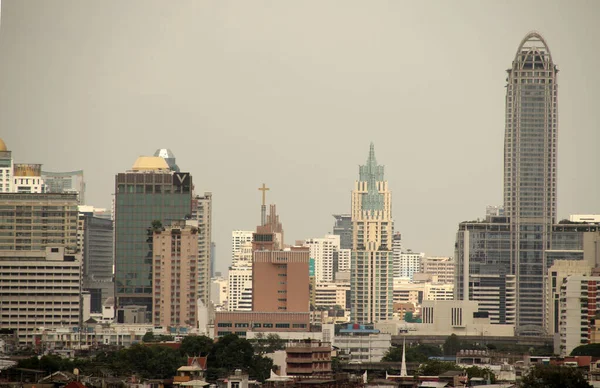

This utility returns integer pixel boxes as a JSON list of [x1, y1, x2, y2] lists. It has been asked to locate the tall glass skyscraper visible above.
[[504, 32, 558, 331], [114, 156, 192, 312], [350, 143, 393, 324]]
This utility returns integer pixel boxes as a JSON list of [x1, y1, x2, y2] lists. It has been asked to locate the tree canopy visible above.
[[443, 334, 462, 356], [519, 365, 592, 388], [382, 343, 442, 363], [571, 343, 600, 357]]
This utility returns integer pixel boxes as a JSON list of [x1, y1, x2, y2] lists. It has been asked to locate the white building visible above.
[[232, 230, 253, 261], [558, 275, 600, 356], [0, 138, 13, 193], [0, 247, 82, 346], [470, 274, 517, 325], [333, 325, 391, 362], [211, 276, 228, 310], [337, 248, 351, 273], [13, 163, 46, 193], [315, 282, 350, 309], [545, 260, 592, 336], [392, 279, 454, 305], [304, 234, 340, 283], [228, 268, 252, 311], [569, 215, 600, 223], [394, 250, 424, 280], [420, 256, 455, 284], [417, 300, 515, 338]]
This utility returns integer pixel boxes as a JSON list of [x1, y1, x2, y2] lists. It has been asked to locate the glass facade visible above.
[[504, 33, 558, 332], [114, 171, 192, 312]]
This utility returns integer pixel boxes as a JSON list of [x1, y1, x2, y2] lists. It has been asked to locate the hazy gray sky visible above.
[[1, 1, 599, 273]]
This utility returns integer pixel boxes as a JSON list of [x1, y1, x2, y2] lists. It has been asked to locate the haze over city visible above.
[[1, 1, 599, 274]]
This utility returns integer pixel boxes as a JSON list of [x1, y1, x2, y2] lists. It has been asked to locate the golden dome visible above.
[[0, 138, 7, 152], [131, 156, 170, 171]]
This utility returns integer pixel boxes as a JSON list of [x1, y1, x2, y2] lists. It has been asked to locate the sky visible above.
[[1, 1, 599, 274]]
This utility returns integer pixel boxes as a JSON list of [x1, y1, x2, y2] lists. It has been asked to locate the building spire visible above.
[[400, 337, 407, 377], [368, 142, 376, 166], [258, 183, 270, 226]]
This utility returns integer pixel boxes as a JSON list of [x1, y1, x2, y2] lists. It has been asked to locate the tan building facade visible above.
[[214, 312, 310, 337], [252, 248, 310, 312], [152, 220, 199, 328]]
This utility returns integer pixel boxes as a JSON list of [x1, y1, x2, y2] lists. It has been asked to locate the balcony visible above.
[[286, 366, 314, 375], [286, 357, 313, 364]]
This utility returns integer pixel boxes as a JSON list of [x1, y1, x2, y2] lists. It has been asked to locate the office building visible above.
[[391, 233, 401, 277], [42, 170, 86, 204], [558, 275, 600, 356], [231, 230, 254, 261], [332, 214, 352, 250], [228, 266, 253, 311], [314, 282, 350, 310], [114, 156, 192, 312], [469, 274, 517, 325], [336, 248, 351, 273], [350, 143, 393, 324], [192, 192, 212, 308], [394, 249, 424, 280], [0, 193, 78, 251], [152, 220, 198, 328], [504, 32, 559, 330], [570, 215, 600, 224], [420, 256, 455, 284], [546, 260, 592, 336], [285, 340, 332, 377], [304, 234, 340, 283], [78, 206, 114, 314], [333, 324, 391, 363], [0, 138, 13, 193], [0, 247, 82, 345], [13, 164, 46, 193]]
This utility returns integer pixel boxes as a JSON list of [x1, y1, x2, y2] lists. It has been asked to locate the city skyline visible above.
[[1, 1, 599, 273]]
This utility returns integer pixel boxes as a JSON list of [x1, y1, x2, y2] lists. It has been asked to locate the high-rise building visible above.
[[336, 248, 351, 273], [304, 234, 340, 283], [504, 32, 558, 330], [394, 249, 424, 280], [332, 214, 352, 250], [152, 220, 199, 328], [0, 193, 78, 251], [0, 247, 82, 346], [231, 230, 254, 261], [0, 138, 13, 193], [114, 156, 192, 312], [78, 206, 114, 313], [350, 143, 393, 324], [13, 164, 46, 193], [420, 256, 455, 284], [42, 170, 86, 204], [192, 192, 212, 308]]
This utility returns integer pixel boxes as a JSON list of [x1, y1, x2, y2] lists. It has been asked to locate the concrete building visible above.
[[336, 248, 351, 273], [152, 220, 199, 328], [78, 206, 114, 314], [351, 143, 393, 324], [418, 300, 515, 338], [332, 214, 352, 250], [570, 215, 600, 223], [394, 249, 424, 280], [211, 276, 228, 310], [334, 324, 391, 362], [192, 192, 212, 308], [304, 234, 340, 283], [285, 340, 332, 377], [214, 312, 310, 337], [13, 164, 46, 193], [420, 256, 455, 284], [546, 260, 592, 336], [0, 192, 79, 251], [231, 230, 254, 261], [393, 279, 454, 305], [0, 247, 82, 346], [42, 170, 86, 204], [558, 275, 600, 356], [252, 249, 310, 312], [314, 282, 350, 310], [114, 156, 193, 313], [228, 267, 253, 311], [0, 138, 13, 193], [469, 274, 517, 325]]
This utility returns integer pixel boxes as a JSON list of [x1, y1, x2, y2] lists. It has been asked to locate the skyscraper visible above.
[[505, 32, 558, 330], [350, 143, 393, 324], [0, 138, 13, 193], [114, 156, 192, 312], [192, 192, 212, 308], [332, 214, 352, 250], [42, 170, 86, 204]]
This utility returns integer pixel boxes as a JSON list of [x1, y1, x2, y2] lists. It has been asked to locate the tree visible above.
[[180, 335, 214, 356], [519, 365, 592, 388], [571, 343, 600, 357], [404, 312, 422, 323], [443, 334, 462, 356], [417, 360, 462, 376], [142, 331, 156, 342], [250, 333, 286, 356]]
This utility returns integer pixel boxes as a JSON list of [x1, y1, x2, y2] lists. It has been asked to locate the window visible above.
[[275, 323, 290, 328]]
